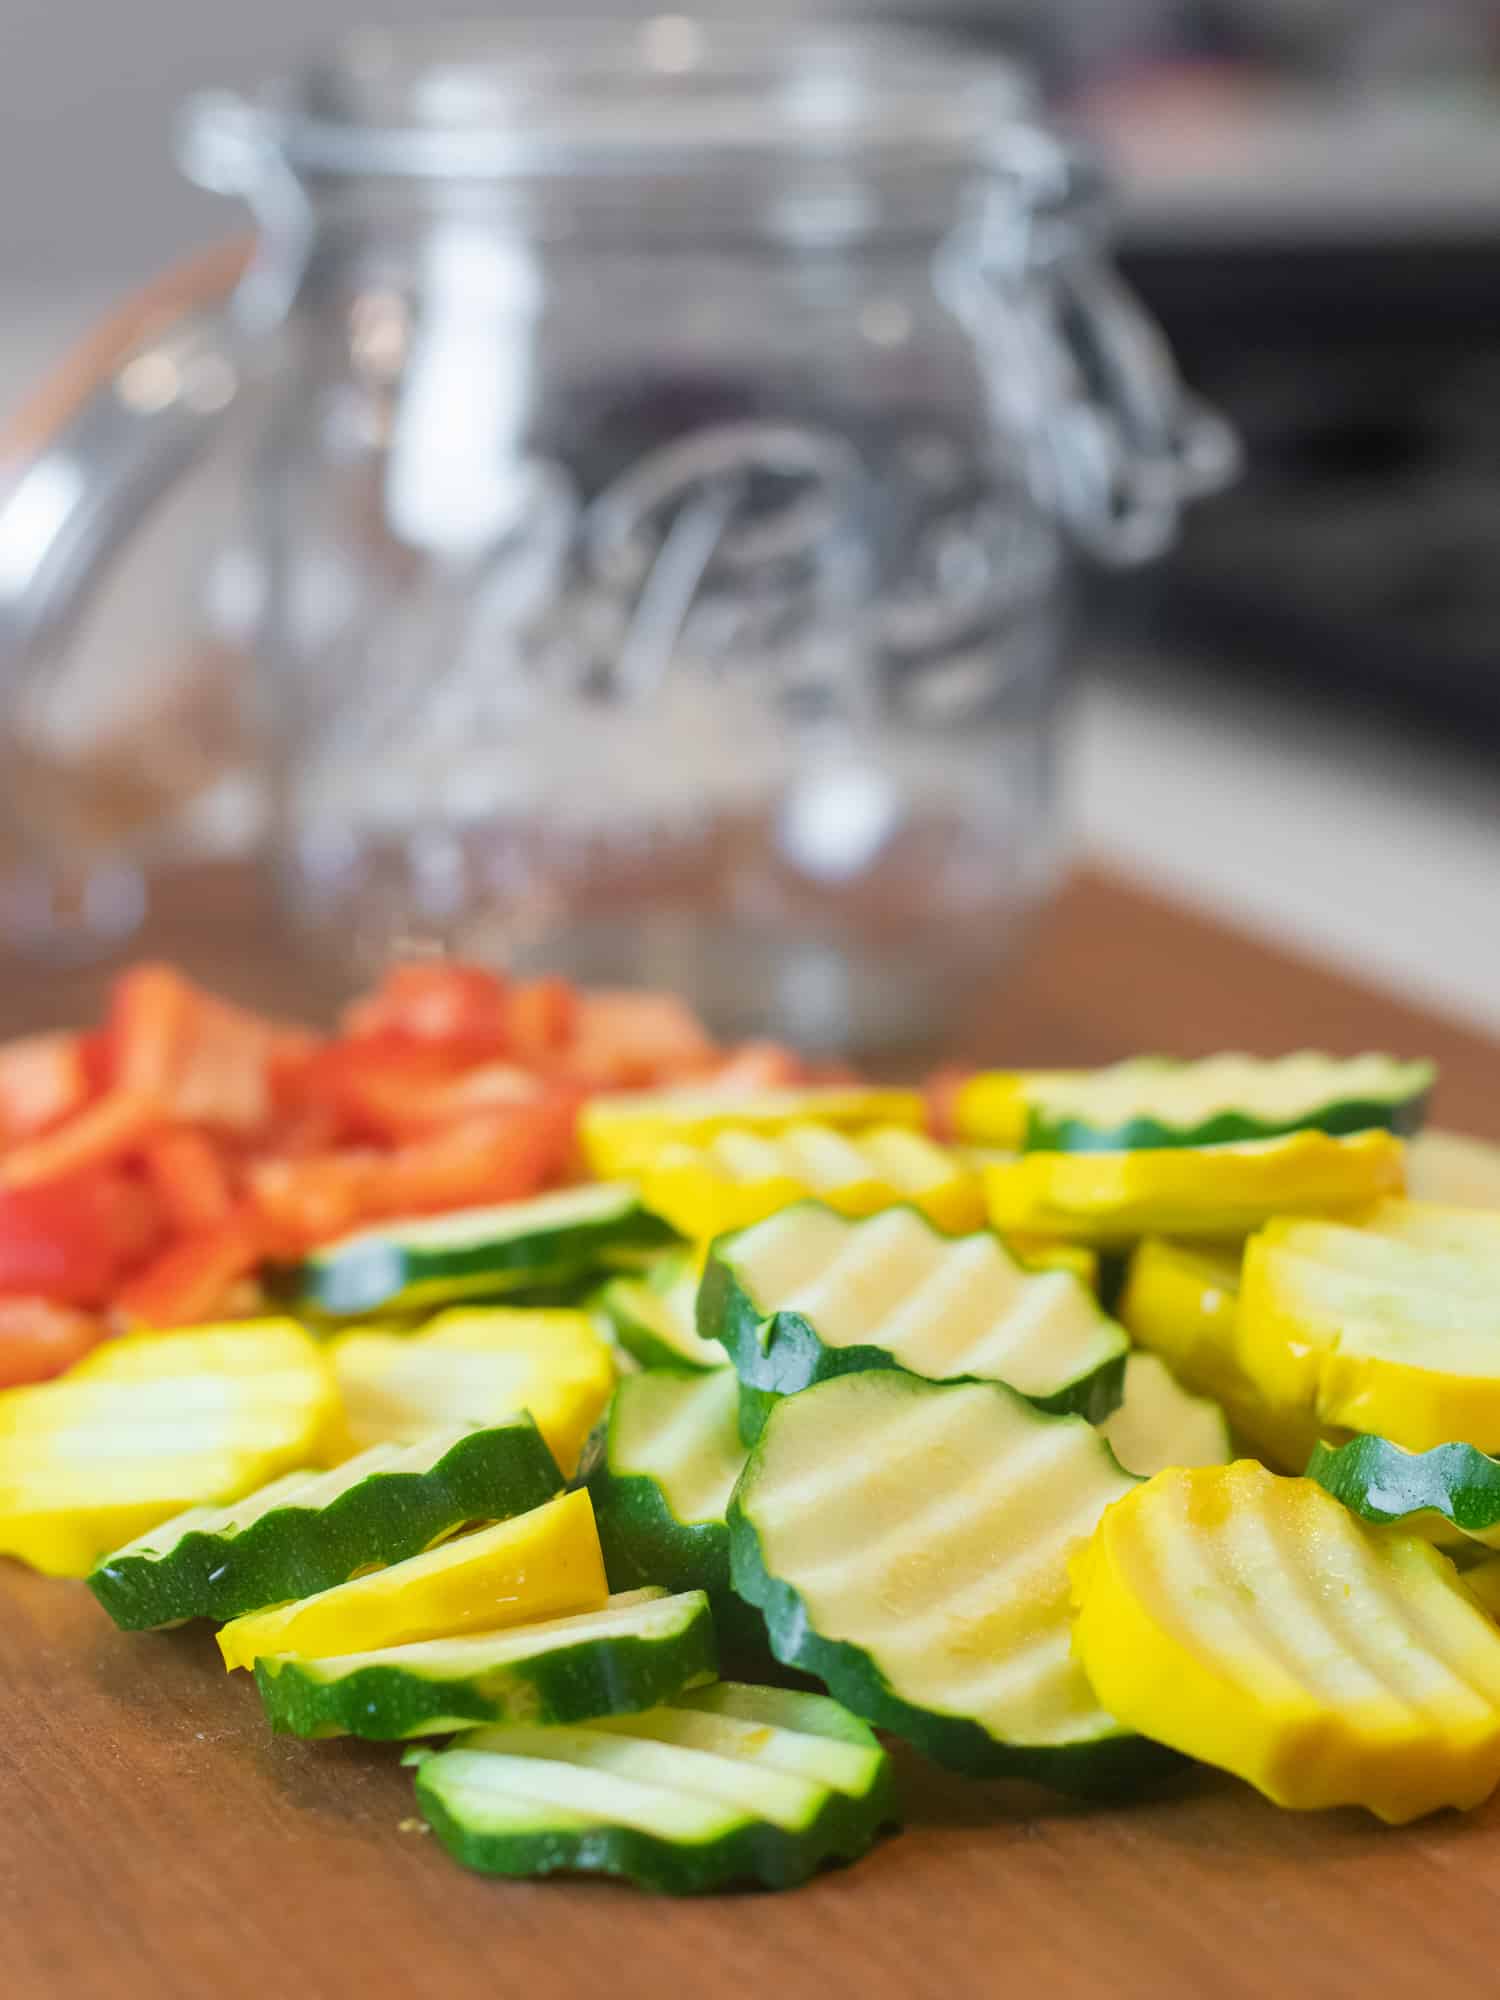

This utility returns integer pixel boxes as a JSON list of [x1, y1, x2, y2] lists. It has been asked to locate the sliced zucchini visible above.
[[728, 1368, 1169, 1792], [217, 1487, 606, 1672], [1409, 1130, 1500, 1210], [1099, 1353, 1232, 1479], [700, 1201, 1127, 1437], [330, 1306, 616, 1476], [592, 1256, 725, 1372], [1071, 1461, 1500, 1824], [89, 1418, 562, 1630], [580, 1087, 924, 1179], [958, 1053, 1433, 1153], [414, 1680, 896, 1893], [0, 1320, 341, 1578], [1308, 1435, 1500, 1549], [291, 1184, 678, 1317], [983, 1129, 1406, 1246], [254, 1587, 715, 1740], [1117, 1239, 1316, 1473], [1237, 1203, 1500, 1452], [635, 1124, 983, 1243], [584, 1368, 764, 1659]]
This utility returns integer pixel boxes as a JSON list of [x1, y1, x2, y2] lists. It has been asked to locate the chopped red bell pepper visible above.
[[0, 1171, 149, 1306], [108, 963, 290, 1133], [341, 962, 514, 1060], [0, 1298, 107, 1386], [0, 1091, 161, 1189], [564, 990, 718, 1087], [248, 1152, 376, 1258], [507, 977, 580, 1062], [922, 1066, 972, 1144], [113, 1208, 266, 1328], [363, 1100, 577, 1220], [701, 1040, 810, 1094], [141, 1128, 236, 1236], [0, 1032, 92, 1143]]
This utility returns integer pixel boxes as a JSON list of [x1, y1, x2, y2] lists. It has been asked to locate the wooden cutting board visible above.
[[3, 862, 1498, 2000]]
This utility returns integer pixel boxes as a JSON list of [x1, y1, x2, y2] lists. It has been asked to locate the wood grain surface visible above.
[[2, 861, 1498, 2000]]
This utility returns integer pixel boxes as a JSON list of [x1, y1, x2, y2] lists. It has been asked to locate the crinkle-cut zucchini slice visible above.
[[580, 1087, 924, 1179], [701, 1201, 1127, 1437], [1238, 1204, 1500, 1452], [983, 1129, 1405, 1247], [1099, 1353, 1231, 1479], [1308, 1435, 1500, 1549], [0, 1319, 341, 1578], [592, 1257, 725, 1373], [330, 1306, 615, 1476], [1071, 1461, 1500, 1824], [217, 1487, 606, 1671], [291, 1184, 678, 1317], [584, 1368, 765, 1660], [1118, 1239, 1317, 1472], [958, 1053, 1433, 1153], [635, 1124, 983, 1244], [728, 1369, 1170, 1792], [254, 1587, 715, 1739], [89, 1417, 562, 1629], [414, 1679, 896, 1893], [1409, 1130, 1500, 1211]]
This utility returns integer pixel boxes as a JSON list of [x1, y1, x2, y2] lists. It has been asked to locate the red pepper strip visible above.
[[363, 1102, 577, 1221], [341, 962, 514, 1060], [109, 964, 194, 1098], [248, 1153, 376, 1259], [922, 1066, 972, 1144], [701, 1040, 810, 1094], [507, 977, 580, 1062], [0, 1298, 106, 1387], [0, 1091, 161, 1190], [109, 963, 284, 1132], [0, 1032, 91, 1143], [563, 990, 718, 1088], [113, 1209, 265, 1329], [141, 1128, 235, 1235], [329, 1056, 547, 1146]]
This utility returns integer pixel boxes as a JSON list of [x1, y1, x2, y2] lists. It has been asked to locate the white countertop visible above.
[[4, 293, 1497, 1038]]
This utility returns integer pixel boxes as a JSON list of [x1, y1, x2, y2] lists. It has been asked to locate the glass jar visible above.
[[0, 21, 1234, 1052]]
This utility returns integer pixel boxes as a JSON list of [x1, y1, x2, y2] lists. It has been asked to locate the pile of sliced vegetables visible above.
[[10, 1008, 1500, 1892]]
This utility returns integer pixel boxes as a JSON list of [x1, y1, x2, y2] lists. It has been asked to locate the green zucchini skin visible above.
[[582, 1387, 768, 1665], [254, 1591, 716, 1740], [699, 1211, 1126, 1444], [287, 1188, 680, 1317], [1307, 1435, 1500, 1545], [88, 1419, 562, 1629]]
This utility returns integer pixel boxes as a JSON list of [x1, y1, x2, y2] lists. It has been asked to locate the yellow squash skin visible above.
[[1072, 1462, 1500, 1824], [1119, 1239, 1318, 1472], [0, 1321, 341, 1577], [1237, 1204, 1500, 1453], [579, 1087, 924, 1179], [636, 1124, 983, 1242], [217, 1487, 607, 1671], [983, 1130, 1405, 1246]]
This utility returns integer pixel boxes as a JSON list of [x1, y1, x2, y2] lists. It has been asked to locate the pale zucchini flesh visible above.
[[700, 1201, 1128, 1437], [1099, 1353, 1232, 1479], [291, 1184, 678, 1317], [728, 1368, 1170, 1791], [591, 1257, 726, 1372], [254, 1587, 716, 1739], [584, 1368, 765, 1661], [414, 1679, 896, 1892], [89, 1417, 563, 1629]]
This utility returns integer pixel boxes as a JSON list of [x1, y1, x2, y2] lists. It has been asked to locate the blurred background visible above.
[[1, 1, 1497, 1041]]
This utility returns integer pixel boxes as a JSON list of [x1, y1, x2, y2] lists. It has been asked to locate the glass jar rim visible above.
[[216, 17, 1042, 182]]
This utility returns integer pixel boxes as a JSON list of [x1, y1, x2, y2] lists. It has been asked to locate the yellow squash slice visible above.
[[218, 1487, 606, 1670], [1118, 1238, 1319, 1472], [1072, 1461, 1500, 1823], [0, 1320, 341, 1577], [330, 1307, 615, 1476], [983, 1129, 1404, 1246], [580, 1087, 923, 1179], [636, 1123, 983, 1242], [1237, 1202, 1500, 1452]]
